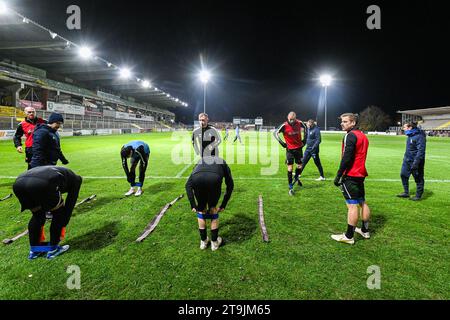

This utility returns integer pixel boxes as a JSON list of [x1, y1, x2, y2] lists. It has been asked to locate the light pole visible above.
[[319, 74, 332, 131], [199, 70, 211, 114]]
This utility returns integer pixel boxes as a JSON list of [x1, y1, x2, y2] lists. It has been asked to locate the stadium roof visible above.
[[0, 5, 188, 110], [397, 106, 450, 116]]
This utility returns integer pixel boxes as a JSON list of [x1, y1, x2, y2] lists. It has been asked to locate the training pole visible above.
[[258, 195, 269, 242], [0, 194, 13, 202], [136, 194, 184, 243]]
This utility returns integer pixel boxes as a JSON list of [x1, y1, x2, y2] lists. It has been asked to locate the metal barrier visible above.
[[0, 112, 166, 131]]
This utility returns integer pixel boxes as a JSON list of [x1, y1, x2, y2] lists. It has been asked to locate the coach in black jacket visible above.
[[30, 113, 69, 169]]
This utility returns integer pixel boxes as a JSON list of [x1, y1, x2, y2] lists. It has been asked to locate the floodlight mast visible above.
[[319, 74, 333, 130]]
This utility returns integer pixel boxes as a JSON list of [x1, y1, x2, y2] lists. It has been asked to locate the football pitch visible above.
[[0, 132, 448, 300]]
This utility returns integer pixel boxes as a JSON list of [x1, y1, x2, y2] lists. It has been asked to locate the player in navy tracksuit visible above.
[[300, 119, 325, 180], [30, 113, 69, 169], [397, 122, 426, 201], [121, 140, 150, 197]]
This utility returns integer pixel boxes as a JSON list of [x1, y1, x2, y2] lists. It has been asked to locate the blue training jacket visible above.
[[305, 125, 321, 152], [404, 128, 426, 163], [30, 124, 68, 168], [123, 141, 150, 155]]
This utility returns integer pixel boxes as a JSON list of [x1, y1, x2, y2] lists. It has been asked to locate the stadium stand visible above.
[[397, 106, 450, 137], [0, 7, 187, 135]]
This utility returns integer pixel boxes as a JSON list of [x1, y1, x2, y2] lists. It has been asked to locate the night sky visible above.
[[10, 0, 450, 126]]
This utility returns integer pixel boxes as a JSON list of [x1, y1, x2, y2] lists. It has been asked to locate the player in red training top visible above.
[[273, 111, 307, 196]]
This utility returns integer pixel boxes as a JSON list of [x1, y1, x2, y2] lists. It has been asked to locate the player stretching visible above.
[[121, 141, 150, 197]]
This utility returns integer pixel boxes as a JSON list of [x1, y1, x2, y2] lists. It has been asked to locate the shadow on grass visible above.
[[144, 182, 177, 194], [69, 221, 119, 250], [420, 190, 434, 200], [73, 196, 120, 216], [220, 213, 257, 245], [370, 214, 387, 237], [0, 182, 13, 188]]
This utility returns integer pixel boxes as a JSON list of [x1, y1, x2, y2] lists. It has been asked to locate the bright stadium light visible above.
[[198, 70, 211, 84], [49, 31, 58, 39], [141, 80, 151, 88], [119, 67, 132, 79], [198, 69, 211, 113], [319, 74, 332, 87], [79, 46, 93, 59], [319, 74, 333, 130]]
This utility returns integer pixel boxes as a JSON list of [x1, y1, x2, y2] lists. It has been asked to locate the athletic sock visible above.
[[361, 221, 369, 233], [199, 229, 207, 241], [294, 168, 301, 180], [288, 171, 293, 186], [211, 229, 219, 242], [345, 224, 355, 239]]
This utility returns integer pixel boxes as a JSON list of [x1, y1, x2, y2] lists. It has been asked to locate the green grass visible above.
[[0, 132, 449, 299]]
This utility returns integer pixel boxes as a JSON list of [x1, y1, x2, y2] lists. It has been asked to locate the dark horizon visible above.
[[10, 0, 450, 126]]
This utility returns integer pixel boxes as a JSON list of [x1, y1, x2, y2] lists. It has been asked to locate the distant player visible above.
[[185, 156, 234, 251], [233, 125, 242, 144], [299, 119, 325, 180], [13, 107, 46, 170], [121, 141, 150, 197], [397, 122, 426, 201], [13, 166, 82, 259], [224, 126, 230, 141], [192, 113, 222, 157], [331, 113, 371, 245], [273, 111, 306, 195]]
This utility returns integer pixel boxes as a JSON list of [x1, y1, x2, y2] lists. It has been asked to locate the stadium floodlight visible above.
[[141, 80, 151, 88], [22, 17, 29, 23], [0, 1, 8, 15], [319, 74, 333, 130], [319, 74, 332, 87], [198, 69, 211, 113], [166, 94, 171, 97], [107, 62, 112, 67], [119, 67, 132, 79], [79, 46, 93, 59], [198, 70, 211, 84], [49, 31, 58, 39]]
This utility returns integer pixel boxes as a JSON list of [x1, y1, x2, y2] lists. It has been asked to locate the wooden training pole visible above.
[[136, 194, 184, 243], [258, 195, 269, 242]]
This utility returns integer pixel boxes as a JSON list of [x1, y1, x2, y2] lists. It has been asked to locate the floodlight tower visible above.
[[319, 74, 332, 131], [198, 70, 211, 114]]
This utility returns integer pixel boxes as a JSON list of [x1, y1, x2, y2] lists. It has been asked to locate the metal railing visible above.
[[0, 113, 166, 131]]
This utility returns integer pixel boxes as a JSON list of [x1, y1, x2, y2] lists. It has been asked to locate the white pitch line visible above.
[[1, 176, 450, 183]]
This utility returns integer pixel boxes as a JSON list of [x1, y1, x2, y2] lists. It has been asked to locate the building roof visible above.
[[0, 7, 187, 111], [397, 106, 450, 116]]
